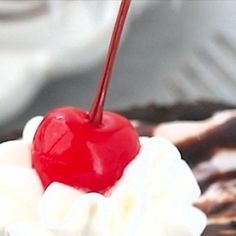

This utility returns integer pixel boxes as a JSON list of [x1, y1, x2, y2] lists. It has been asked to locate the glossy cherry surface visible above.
[[32, 106, 140, 193], [32, 0, 138, 193]]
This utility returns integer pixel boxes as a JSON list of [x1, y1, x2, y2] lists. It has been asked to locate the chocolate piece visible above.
[[0, 130, 21, 143], [177, 117, 236, 167], [202, 223, 236, 236], [119, 101, 235, 124]]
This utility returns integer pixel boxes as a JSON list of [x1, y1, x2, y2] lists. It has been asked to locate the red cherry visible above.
[[32, 106, 140, 193], [32, 0, 138, 193]]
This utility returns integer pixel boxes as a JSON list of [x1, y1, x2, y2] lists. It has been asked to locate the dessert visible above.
[[2, 102, 236, 235], [0, 116, 206, 236], [0, 0, 206, 235], [120, 102, 236, 236]]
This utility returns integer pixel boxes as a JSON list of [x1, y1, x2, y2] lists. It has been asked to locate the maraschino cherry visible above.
[[32, 0, 140, 193]]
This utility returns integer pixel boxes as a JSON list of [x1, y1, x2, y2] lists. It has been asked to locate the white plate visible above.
[[0, 1, 154, 124]]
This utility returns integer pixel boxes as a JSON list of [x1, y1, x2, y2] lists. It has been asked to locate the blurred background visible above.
[[1, 0, 236, 132]]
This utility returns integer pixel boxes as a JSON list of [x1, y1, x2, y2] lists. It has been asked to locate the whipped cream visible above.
[[0, 117, 206, 236]]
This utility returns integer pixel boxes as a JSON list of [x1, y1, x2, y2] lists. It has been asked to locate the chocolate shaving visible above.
[[177, 118, 236, 167]]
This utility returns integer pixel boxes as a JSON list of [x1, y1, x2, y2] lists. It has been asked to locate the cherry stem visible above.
[[89, 0, 132, 125]]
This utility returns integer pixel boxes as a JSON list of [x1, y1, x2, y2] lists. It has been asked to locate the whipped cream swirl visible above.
[[0, 117, 206, 236]]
